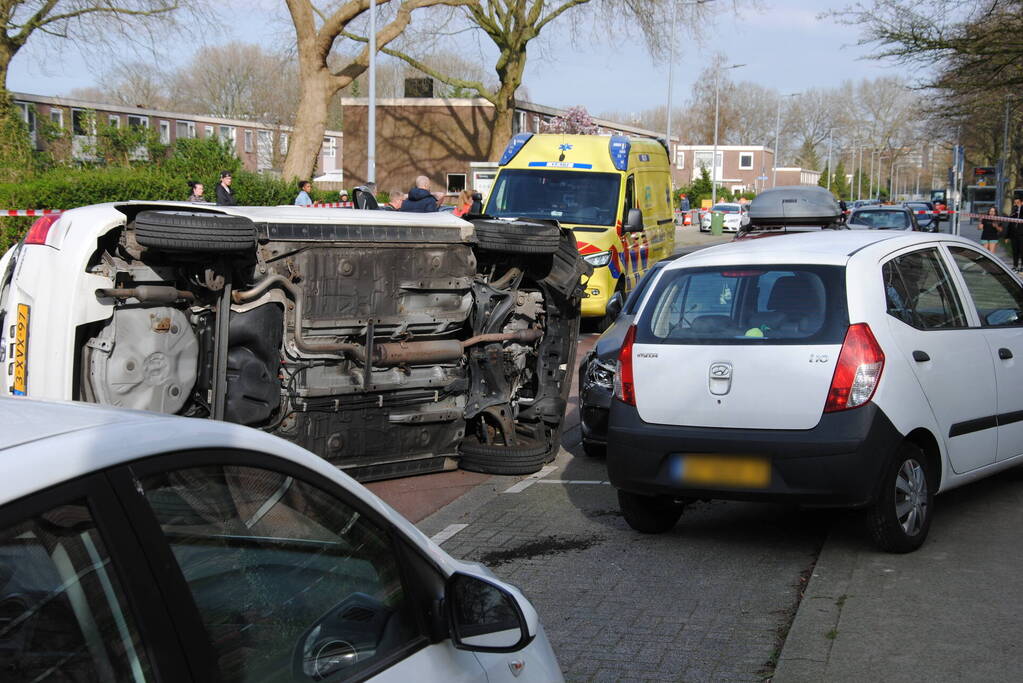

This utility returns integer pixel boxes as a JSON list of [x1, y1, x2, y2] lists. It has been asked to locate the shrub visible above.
[[161, 137, 241, 181]]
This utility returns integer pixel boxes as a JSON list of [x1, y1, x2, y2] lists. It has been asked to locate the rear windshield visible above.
[[711, 204, 739, 213], [485, 169, 621, 226], [850, 210, 910, 230], [636, 265, 848, 345]]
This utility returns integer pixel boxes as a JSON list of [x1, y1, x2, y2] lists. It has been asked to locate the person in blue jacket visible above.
[[294, 180, 313, 206], [400, 176, 439, 212]]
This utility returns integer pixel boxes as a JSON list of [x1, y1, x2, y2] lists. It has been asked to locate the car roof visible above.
[[668, 230, 965, 269]]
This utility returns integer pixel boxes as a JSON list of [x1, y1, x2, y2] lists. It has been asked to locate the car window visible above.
[[882, 248, 967, 330], [0, 499, 153, 681], [638, 265, 848, 344], [948, 246, 1023, 327], [138, 465, 420, 682], [852, 210, 909, 230]]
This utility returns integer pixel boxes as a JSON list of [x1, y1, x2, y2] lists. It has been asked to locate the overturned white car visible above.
[[0, 203, 589, 479]]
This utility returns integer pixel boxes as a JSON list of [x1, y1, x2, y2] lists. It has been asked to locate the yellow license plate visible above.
[[678, 454, 771, 488], [13, 304, 28, 395]]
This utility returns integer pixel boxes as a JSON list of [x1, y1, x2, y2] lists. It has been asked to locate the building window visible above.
[[176, 120, 196, 139], [108, 114, 120, 128], [205, 125, 214, 139], [321, 136, 335, 158], [676, 148, 685, 170], [446, 173, 467, 194], [71, 109, 92, 136], [219, 125, 236, 149], [244, 130, 254, 153], [126, 115, 148, 130], [159, 120, 170, 144], [279, 133, 288, 155], [739, 153, 754, 170], [50, 109, 64, 128]]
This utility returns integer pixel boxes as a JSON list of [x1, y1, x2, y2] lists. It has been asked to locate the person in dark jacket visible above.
[[216, 171, 237, 206], [1009, 198, 1023, 272], [400, 176, 439, 212], [187, 181, 206, 203]]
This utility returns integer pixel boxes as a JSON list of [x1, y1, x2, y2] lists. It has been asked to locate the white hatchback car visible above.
[[699, 203, 749, 233], [607, 231, 1023, 552], [0, 397, 562, 681]]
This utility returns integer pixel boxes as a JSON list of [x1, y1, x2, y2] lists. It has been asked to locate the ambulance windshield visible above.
[[485, 169, 621, 227]]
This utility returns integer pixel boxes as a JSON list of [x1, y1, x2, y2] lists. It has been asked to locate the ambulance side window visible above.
[[623, 175, 635, 225]]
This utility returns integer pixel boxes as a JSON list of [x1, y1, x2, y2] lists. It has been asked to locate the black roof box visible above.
[[747, 185, 841, 226]]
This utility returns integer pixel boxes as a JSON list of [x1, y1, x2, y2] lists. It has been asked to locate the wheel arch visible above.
[[903, 427, 943, 490]]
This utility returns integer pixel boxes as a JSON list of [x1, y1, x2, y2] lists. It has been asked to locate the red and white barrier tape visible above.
[[310, 202, 354, 208], [961, 212, 1023, 224], [3, 209, 63, 216]]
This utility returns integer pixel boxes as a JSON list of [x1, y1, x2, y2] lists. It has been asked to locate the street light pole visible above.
[[367, 0, 377, 185], [772, 92, 799, 188], [665, 0, 713, 166], [712, 62, 744, 205], [825, 127, 834, 192], [857, 145, 864, 200]]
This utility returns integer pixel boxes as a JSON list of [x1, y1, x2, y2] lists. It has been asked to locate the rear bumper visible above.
[[606, 402, 902, 507]]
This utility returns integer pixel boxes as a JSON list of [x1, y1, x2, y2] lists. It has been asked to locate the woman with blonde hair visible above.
[[453, 189, 475, 217]]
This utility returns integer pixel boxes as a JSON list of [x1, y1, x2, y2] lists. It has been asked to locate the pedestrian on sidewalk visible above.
[[1009, 198, 1023, 272], [216, 171, 237, 206], [978, 206, 1003, 255], [679, 193, 690, 212], [294, 180, 313, 207], [453, 189, 475, 217], [187, 181, 206, 203], [400, 176, 439, 212], [339, 190, 354, 208]]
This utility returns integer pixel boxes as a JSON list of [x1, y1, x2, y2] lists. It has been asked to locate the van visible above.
[[484, 134, 676, 324]]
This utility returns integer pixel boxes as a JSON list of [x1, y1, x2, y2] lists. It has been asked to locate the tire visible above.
[[472, 220, 560, 254], [582, 440, 606, 458], [867, 443, 934, 553], [618, 490, 685, 534], [459, 436, 550, 475], [134, 211, 257, 253], [596, 278, 626, 332]]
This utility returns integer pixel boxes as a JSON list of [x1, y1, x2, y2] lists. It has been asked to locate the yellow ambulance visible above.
[[484, 133, 675, 323]]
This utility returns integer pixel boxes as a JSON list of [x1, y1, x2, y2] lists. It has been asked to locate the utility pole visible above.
[[857, 145, 864, 200], [825, 128, 834, 192], [996, 95, 1011, 212], [367, 0, 377, 185], [665, 0, 713, 166], [772, 92, 799, 188], [712, 62, 744, 205]]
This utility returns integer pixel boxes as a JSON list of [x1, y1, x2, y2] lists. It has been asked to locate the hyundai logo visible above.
[[708, 362, 733, 396], [709, 362, 732, 379]]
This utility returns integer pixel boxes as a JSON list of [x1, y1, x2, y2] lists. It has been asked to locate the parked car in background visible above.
[[607, 230, 1023, 552], [0, 202, 589, 480], [847, 206, 920, 231], [903, 201, 939, 232], [577, 258, 677, 456], [699, 202, 750, 233], [0, 398, 563, 681]]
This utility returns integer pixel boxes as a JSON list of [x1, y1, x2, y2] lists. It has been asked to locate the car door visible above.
[[881, 246, 998, 473], [946, 245, 1023, 462], [109, 451, 487, 683], [0, 474, 191, 682]]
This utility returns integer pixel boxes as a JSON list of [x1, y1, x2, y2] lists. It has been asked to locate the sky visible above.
[[7, 0, 908, 116]]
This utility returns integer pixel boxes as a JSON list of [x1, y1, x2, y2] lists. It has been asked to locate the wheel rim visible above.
[[894, 458, 928, 536]]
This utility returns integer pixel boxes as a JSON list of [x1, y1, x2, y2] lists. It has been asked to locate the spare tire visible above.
[[472, 219, 560, 254], [134, 211, 257, 253], [459, 435, 551, 475]]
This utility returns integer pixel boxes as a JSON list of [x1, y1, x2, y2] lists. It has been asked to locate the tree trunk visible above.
[[487, 54, 526, 160], [283, 68, 333, 182]]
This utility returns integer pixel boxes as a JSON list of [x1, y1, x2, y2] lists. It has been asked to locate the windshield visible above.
[[486, 169, 621, 226], [849, 210, 911, 230], [636, 265, 848, 345], [711, 204, 740, 213]]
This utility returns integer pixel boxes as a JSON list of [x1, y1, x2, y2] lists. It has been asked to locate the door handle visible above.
[[999, 348, 1013, 360], [912, 350, 930, 362]]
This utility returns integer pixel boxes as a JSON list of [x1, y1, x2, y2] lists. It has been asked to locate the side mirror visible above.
[[624, 208, 644, 233], [605, 291, 624, 320], [446, 573, 531, 653]]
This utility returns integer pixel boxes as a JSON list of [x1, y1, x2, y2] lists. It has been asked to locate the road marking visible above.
[[536, 479, 610, 485], [430, 524, 468, 545], [502, 465, 558, 493]]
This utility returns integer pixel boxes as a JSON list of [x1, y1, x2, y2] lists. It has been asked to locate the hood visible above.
[[407, 187, 433, 201]]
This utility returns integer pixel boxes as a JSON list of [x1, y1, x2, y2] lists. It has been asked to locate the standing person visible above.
[[1009, 198, 1023, 273], [453, 189, 474, 217], [679, 193, 690, 212], [187, 181, 206, 203], [338, 191, 354, 208], [382, 190, 405, 211], [400, 175, 439, 212], [215, 171, 237, 206], [294, 180, 313, 207], [978, 206, 1003, 254]]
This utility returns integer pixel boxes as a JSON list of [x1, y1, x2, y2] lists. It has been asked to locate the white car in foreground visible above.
[[699, 203, 750, 233], [0, 397, 562, 681], [607, 230, 1023, 552]]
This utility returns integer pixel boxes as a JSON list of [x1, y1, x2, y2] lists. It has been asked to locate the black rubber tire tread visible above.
[[618, 490, 685, 534], [134, 210, 256, 253], [472, 220, 560, 254], [459, 436, 550, 475], [867, 442, 934, 553]]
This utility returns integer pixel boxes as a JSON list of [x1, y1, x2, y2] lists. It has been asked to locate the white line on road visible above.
[[536, 479, 610, 485], [430, 524, 468, 545], [502, 465, 558, 493]]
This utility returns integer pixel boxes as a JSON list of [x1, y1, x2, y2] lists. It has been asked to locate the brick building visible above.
[[673, 144, 821, 194], [12, 92, 342, 179]]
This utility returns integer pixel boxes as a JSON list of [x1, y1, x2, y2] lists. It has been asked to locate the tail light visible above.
[[24, 215, 61, 246], [824, 323, 884, 412], [613, 324, 637, 406]]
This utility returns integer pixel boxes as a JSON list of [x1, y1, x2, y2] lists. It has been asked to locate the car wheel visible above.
[[867, 443, 934, 553], [596, 279, 626, 332], [134, 211, 257, 252], [459, 436, 550, 475], [472, 220, 560, 254], [618, 490, 685, 534], [581, 440, 605, 458]]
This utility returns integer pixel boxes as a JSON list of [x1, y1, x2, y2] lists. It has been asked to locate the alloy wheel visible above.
[[894, 458, 928, 536]]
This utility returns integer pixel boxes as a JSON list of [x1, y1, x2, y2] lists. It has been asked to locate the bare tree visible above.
[[281, 0, 470, 181], [71, 60, 171, 109]]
